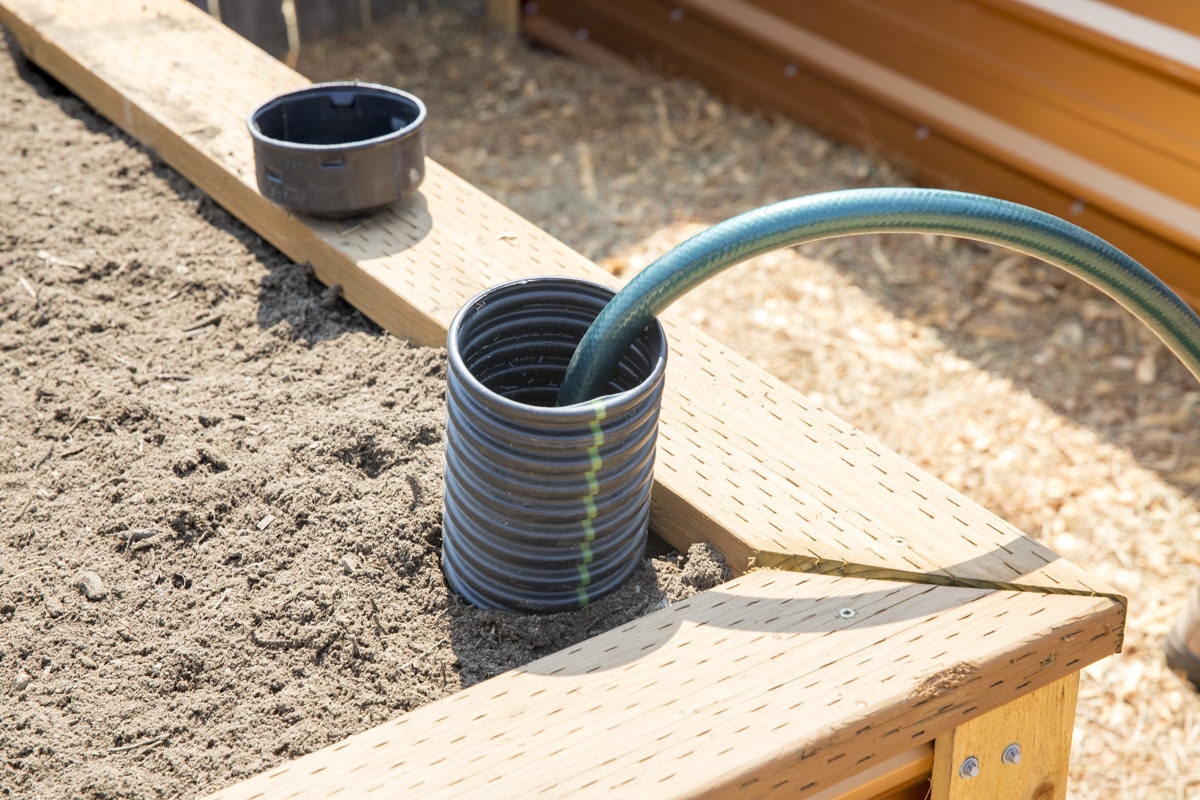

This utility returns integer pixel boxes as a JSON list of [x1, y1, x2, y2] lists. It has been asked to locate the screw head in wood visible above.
[[838, 607, 856, 619], [1002, 743, 1022, 764], [959, 756, 980, 779]]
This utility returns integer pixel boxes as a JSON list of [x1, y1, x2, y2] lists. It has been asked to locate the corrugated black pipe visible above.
[[442, 277, 668, 612]]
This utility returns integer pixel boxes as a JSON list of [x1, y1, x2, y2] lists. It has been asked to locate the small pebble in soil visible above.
[[340, 555, 358, 575], [15, 670, 31, 691], [44, 595, 64, 618], [76, 571, 107, 601], [77, 653, 98, 670]]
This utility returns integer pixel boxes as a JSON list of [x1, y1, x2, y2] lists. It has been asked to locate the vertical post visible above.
[[487, 0, 519, 34], [931, 672, 1079, 800]]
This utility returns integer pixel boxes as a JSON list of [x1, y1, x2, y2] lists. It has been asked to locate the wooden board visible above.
[[806, 744, 931, 800], [203, 571, 1121, 799], [523, 0, 1200, 310], [931, 672, 1079, 800], [0, 0, 1123, 603]]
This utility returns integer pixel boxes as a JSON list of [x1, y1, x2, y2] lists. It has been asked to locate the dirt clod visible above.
[[680, 543, 730, 591], [44, 595, 64, 618], [75, 571, 107, 602]]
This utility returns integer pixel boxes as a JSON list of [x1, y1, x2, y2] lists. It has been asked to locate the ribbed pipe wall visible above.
[[442, 277, 668, 612]]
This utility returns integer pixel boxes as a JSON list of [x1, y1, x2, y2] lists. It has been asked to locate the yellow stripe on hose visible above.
[[576, 400, 608, 606]]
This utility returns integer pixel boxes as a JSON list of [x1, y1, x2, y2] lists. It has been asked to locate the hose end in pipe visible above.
[[442, 277, 667, 612]]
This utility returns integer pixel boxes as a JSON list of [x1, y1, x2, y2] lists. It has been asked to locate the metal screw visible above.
[[892, 537, 908, 547], [959, 756, 980, 779], [1002, 743, 1022, 764], [838, 607, 856, 619]]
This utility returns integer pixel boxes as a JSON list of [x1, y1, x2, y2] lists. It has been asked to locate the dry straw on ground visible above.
[[301, 10, 1200, 798]]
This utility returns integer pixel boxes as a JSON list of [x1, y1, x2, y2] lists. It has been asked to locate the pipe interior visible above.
[[457, 285, 663, 407], [253, 88, 421, 146]]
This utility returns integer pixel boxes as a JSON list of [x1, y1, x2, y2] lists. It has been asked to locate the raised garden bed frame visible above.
[[0, 1, 1125, 797]]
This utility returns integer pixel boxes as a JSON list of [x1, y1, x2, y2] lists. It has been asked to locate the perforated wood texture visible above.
[[203, 571, 1121, 800]]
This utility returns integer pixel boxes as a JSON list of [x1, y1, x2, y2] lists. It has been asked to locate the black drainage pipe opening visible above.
[[247, 81, 426, 218], [443, 277, 668, 613]]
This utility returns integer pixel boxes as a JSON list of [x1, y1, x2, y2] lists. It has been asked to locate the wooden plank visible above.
[[1017, 0, 1200, 61], [0, 0, 1122, 597], [806, 744, 931, 800], [203, 571, 1120, 799], [778, 0, 1200, 192], [523, 0, 1200, 309], [930, 672, 1079, 800], [674, 0, 1200, 281]]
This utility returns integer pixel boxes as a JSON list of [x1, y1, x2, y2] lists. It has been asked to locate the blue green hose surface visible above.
[[557, 188, 1200, 406]]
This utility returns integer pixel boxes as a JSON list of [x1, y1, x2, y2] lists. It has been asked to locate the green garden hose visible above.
[[557, 188, 1200, 405]]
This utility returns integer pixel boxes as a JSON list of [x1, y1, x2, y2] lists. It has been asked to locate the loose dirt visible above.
[[0, 32, 727, 800]]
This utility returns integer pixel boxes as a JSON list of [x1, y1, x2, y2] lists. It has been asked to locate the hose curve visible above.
[[557, 188, 1200, 406]]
